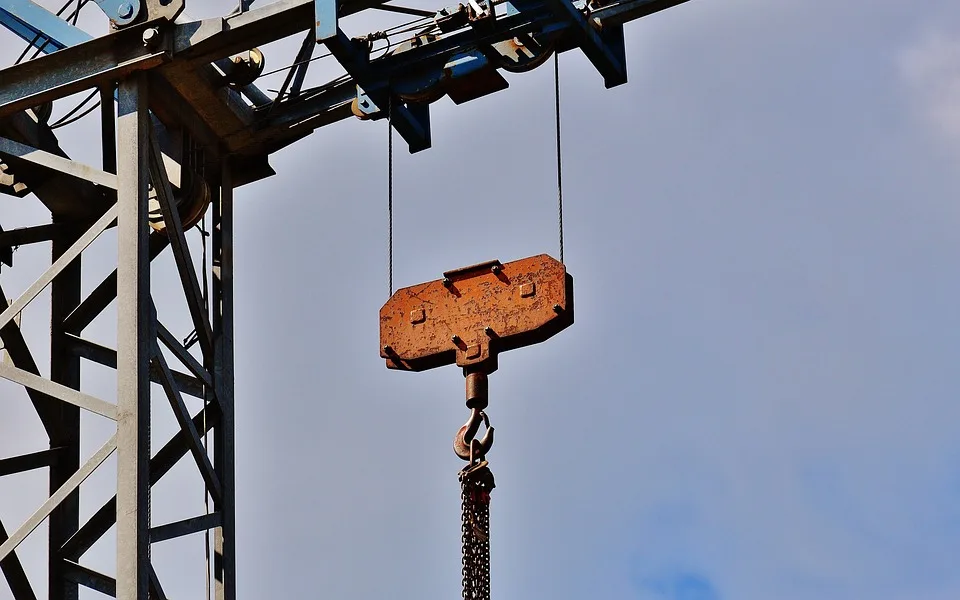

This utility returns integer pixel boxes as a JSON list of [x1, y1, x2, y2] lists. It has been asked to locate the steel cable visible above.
[[554, 52, 564, 264]]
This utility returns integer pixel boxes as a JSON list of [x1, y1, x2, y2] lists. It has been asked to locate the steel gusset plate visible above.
[[380, 254, 573, 372]]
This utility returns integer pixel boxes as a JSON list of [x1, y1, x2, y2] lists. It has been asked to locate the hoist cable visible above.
[[388, 96, 394, 297], [554, 52, 564, 264]]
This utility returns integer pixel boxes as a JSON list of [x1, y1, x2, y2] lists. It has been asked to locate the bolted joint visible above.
[[142, 28, 161, 48]]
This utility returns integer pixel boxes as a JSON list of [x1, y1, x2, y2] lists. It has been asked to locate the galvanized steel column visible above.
[[116, 74, 151, 600]]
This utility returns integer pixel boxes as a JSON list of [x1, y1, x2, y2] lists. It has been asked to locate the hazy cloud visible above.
[[899, 28, 960, 144]]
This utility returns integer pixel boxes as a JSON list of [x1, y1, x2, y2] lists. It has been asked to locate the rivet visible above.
[[553, 304, 563, 313], [443, 277, 453, 288], [491, 265, 501, 274], [484, 326, 494, 336], [451, 335, 461, 345]]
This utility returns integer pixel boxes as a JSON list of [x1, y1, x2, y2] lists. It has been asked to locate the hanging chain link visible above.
[[460, 460, 494, 600]]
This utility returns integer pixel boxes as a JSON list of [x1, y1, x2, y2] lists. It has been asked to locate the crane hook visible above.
[[453, 408, 494, 461]]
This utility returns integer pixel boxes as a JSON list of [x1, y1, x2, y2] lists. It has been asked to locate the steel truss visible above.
[[0, 74, 236, 600], [0, 0, 692, 597]]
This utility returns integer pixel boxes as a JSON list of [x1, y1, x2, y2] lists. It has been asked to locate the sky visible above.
[[2, 0, 960, 599]]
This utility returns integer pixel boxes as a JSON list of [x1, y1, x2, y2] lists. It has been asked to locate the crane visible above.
[[0, 0, 692, 598]]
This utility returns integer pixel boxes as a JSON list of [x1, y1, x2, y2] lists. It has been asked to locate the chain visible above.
[[460, 462, 494, 600]]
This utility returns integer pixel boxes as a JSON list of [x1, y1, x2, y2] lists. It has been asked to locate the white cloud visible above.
[[899, 29, 960, 144]]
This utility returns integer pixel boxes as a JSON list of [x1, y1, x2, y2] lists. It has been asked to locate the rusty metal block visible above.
[[380, 254, 573, 372]]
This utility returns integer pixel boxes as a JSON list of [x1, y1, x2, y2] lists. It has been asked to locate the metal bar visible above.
[[589, 0, 693, 25], [61, 403, 221, 560], [0, 435, 117, 563], [149, 513, 222, 543], [148, 567, 168, 600], [151, 346, 223, 504], [0, 519, 38, 600], [0, 24, 169, 119], [213, 161, 236, 600], [147, 128, 214, 361], [0, 283, 69, 440], [64, 333, 206, 399], [62, 561, 116, 597], [0, 135, 118, 189], [0, 362, 117, 420], [156, 322, 214, 391], [546, 0, 625, 87], [61, 233, 169, 335], [371, 3, 435, 16], [0, 223, 64, 247], [116, 74, 152, 600], [0, 204, 117, 332], [49, 215, 82, 600], [0, 0, 90, 52], [0, 448, 63, 477], [315, 0, 336, 41], [101, 85, 117, 174]]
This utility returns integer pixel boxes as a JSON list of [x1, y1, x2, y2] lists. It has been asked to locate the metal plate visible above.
[[380, 254, 573, 372]]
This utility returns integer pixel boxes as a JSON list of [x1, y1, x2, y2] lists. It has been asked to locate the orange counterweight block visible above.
[[379, 254, 574, 375]]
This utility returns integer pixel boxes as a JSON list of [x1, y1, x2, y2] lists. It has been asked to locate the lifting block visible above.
[[380, 254, 573, 372]]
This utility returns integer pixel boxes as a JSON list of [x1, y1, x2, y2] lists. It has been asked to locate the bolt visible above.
[[142, 28, 160, 47], [442, 277, 453, 288], [484, 326, 494, 336], [451, 335, 461, 345], [491, 265, 501, 275], [117, 2, 134, 19], [383, 345, 392, 353], [553, 304, 563, 313]]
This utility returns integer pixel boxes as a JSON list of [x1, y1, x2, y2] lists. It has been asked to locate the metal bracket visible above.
[[93, 0, 142, 26], [91, 0, 183, 28], [325, 29, 432, 152], [314, 0, 336, 42], [546, 0, 626, 88]]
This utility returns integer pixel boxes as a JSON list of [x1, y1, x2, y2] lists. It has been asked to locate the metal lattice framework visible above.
[[0, 0, 691, 597]]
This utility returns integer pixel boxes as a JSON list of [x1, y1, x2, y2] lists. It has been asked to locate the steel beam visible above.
[[62, 561, 115, 597], [0, 285, 67, 440], [0, 362, 117, 420], [0, 135, 118, 190], [151, 346, 222, 504], [0, 435, 117, 563], [149, 513, 222, 543], [61, 233, 169, 335], [0, 224, 65, 248], [63, 333, 206, 399], [157, 323, 214, 391], [48, 217, 81, 600], [213, 162, 236, 600], [0, 205, 117, 332], [0, 24, 169, 119], [61, 402, 221, 561], [115, 74, 151, 600], [148, 130, 214, 361], [0, 448, 64, 477], [0, 518, 38, 600]]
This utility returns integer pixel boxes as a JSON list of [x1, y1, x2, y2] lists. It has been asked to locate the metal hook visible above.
[[453, 408, 494, 461]]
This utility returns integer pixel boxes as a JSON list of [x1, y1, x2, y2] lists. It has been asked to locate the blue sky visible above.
[[2, 0, 960, 598]]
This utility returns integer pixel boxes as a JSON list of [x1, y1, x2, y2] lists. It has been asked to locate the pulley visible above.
[[148, 167, 211, 234]]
